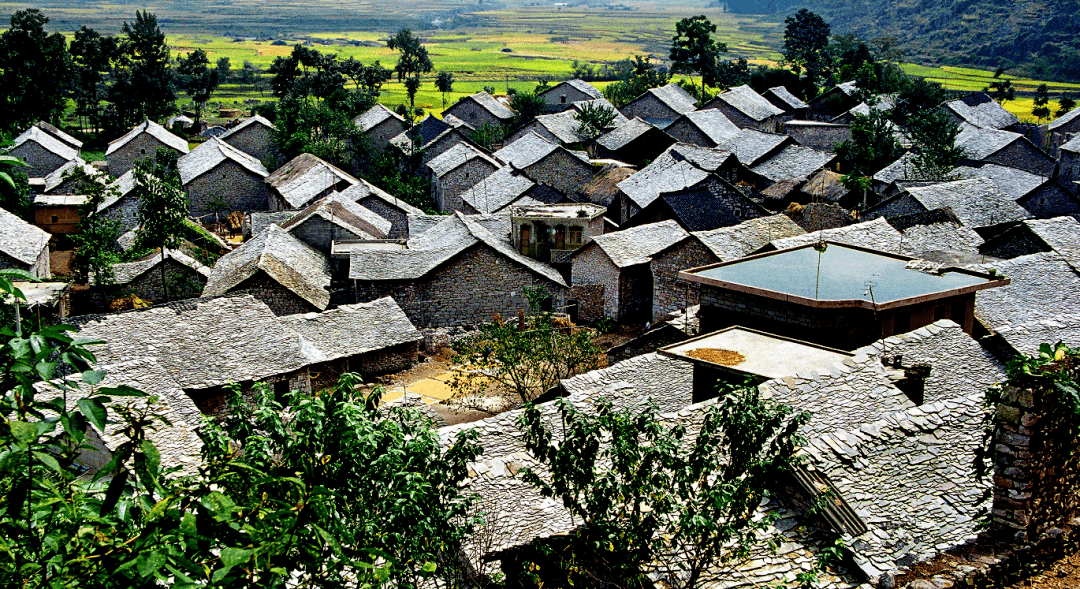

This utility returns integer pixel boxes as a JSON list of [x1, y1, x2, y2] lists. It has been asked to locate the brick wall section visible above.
[[366, 118, 408, 155], [620, 95, 680, 123], [357, 195, 409, 239], [354, 244, 567, 327], [223, 124, 276, 164], [434, 158, 499, 213], [117, 258, 208, 302], [10, 142, 68, 179], [567, 284, 604, 323], [108, 135, 182, 178], [571, 243, 621, 319], [523, 151, 595, 196], [982, 141, 1058, 178], [232, 272, 319, 316], [651, 239, 716, 320], [99, 194, 141, 234], [663, 119, 716, 148], [186, 160, 271, 216]]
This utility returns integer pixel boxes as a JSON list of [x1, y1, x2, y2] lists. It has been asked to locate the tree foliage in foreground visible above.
[[574, 102, 618, 140]]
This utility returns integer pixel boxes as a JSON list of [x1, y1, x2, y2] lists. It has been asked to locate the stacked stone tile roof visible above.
[[639, 83, 698, 114], [279, 193, 392, 240], [249, 211, 299, 238], [596, 117, 655, 151], [96, 248, 212, 287], [266, 153, 359, 209], [710, 84, 785, 121], [13, 125, 80, 162], [25, 121, 83, 151], [666, 143, 737, 171], [459, 166, 537, 214], [493, 131, 560, 168], [524, 110, 589, 145], [953, 164, 1047, 201], [42, 157, 99, 193], [764, 85, 808, 110], [427, 142, 501, 178], [219, 114, 274, 140], [560, 352, 694, 412], [178, 137, 268, 185], [276, 297, 422, 361], [335, 179, 425, 217], [105, 119, 189, 156], [768, 217, 902, 252], [1049, 105, 1080, 131], [203, 224, 333, 310], [1061, 134, 1080, 154], [587, 220, 689, 267], [672, 109, 741, 143], [751, 144, 836, 183], [692, 215, 806, 260], [407, 212, 511, 241], [98, 170, 138, 213], [617, 150, 711, 209], [872, 152, 920, 185], [0, 207, 50, 266], [902, 177, 1032, 228], [955, 123, 1022, 160], [945, 93, 1020, 130], [710, 128, 790, 166], [1020, 216, 1080, 267], [464, 91, 516, 121], [349, 212, 566, 285], [353, 104, 405, 133], [896, 216, 985, 256], [541, 78, 604, 101]]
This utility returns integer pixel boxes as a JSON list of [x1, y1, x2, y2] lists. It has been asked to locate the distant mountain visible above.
[[723, 0, 1080, 82]]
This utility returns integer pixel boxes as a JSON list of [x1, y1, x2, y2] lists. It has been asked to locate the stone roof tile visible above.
[[769, 218, 902, 252], [586, 220, 689, 267], [178, 137, 268, 185], [13, 126, 80, 162], [106, 119, 189, 156], [427, 142, 501, 178], [945, 93, 1021, 130], [279, 193, 392, 240], [902, 177, 1032, 228], [219, 114, 274, 140], [710, 84, 785, 121], [353, 104, 405, 133], [0, 206, 50, 266], [266, 153, 359, 209], [692, 215, 806, 260], [459, 166, 536, 214]]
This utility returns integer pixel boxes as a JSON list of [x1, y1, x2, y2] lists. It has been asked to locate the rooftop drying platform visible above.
[[659, 326, 851, 381]]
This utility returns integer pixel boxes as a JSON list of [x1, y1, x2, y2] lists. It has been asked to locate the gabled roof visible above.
[[768, 217, 902, 253], [219, 114, 274, 140], [955, 123, 1022, 160], [426, 142, 501, 178], [751, 143, 836, 184], [349, 212, 565, 285], [249, 211, 298, 238], [101, 248, 212, 286], [709, 128, 790, 166], [523, 110, 588, 145], [336, 178, 425, 217], [1021, 216, 1080, 270], [96, 170, 138, 215], [1062, 134, 1080, 153], [277, 297, 421, 362], [203, 224, 333, 310], [665, 143, 737, 172], [178, 137, 268, 185], [568, 98, 630, 127], [353, 103, 406, 133], [280, 193, 392, 240], [633, 83, 697, 114], [407, 212, 512, 241], [0, 207, 50, 266], [585, 219, 689, 267], [12, 126, 79, 162], [28, 121, 82, 151], [455, 91, 516, 121], [493, 131, 560, 168], [953, 163, 1047, 201], [539, 79, 604, 101], [413, 114, 452, 145], [106, 119, 189, 156], [708, 84, 784, 121], [901, 177, 1032, 228], [692, 215, 805, 260], [887, 209, 985, 257], [459, 166, 536, 214], [42, 157, 100, 194], [596, 117, 658, 151], [616, 149, 711, 209], [1049, 105, 1080, 131], [650, 181, 753, 232], [265, 153, 359, 209], [763, 86, 808, 111], [670, 109, 740, 144], [944, 93, 1020, 130]]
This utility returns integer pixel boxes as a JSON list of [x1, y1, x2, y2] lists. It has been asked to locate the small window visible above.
[[560, 95, 567, 104], [50, 215, 59, 224], [568, 226, 583, 245], [140, 148, 146, 154]]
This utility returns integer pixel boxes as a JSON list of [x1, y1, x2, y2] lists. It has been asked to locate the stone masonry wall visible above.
[[290, 216, 367, 254], [524, 151, 595, 197], [223, 124, 276, 164], [713, 103, 778, 132], [10, 141, 68, 179], [357, 195, 409, 239], [567, 284, 604, 324], [108, 134, 177, 178], [663, 119, 716, 148], [118, 258, 207, 303], [651, 239, 716, 320], [444, 100, 506, 130], [99, 194, 141, 234], [435, 158, 499, 213], [984, 141, 1057, 178], [1059, 150, 1080, 187], [542, 84, 595, 107], [1017, 183, 1080, 219], [620, 95, 679, 123], [571, 243, 621, 319], [232, 272, 318, 316], [367, 118, 408, 155], [187, 160, 271, 216]]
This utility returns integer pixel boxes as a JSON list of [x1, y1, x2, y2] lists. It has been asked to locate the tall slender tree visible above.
[[669, 15, 725, 102], [69, 26, 117, 134], [387, 28, 433, 108], [177, 48, 219, 128], [134, 148, 187, 303], [782, 9, 831, 93], [110, 11, 175, 128]]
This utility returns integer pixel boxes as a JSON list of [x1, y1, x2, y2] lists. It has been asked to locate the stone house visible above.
[[505, 110, 588, 147], [978, 216, 1080, 260], [391, 124, 479, 171], [615, 144, 744, 224], [9, 126, 79, 179], [41, 158, 102, 196], [648, 234, 717, 320], [442, 91, 515, 129], [570, 219, 690, 322], [265, 152, 359, 211], [663, 109, 740, 148], [354, 104, 409, 155], [702, 84, 784, 132], [26, 121, 83, 153], [1048, 106, 1080, 154], [94, 171, 141, 234], [955, 123, 1057, 178], [219, 115, 277, 164], [538, 79, 603, 109], [574, 164, 634, 222], [105, 119, 190, 178], [179, 137, 271, 216], [866, 178, 1032, 234], [426, 142, 502, 213], [73, 294, 421, 417], [96, 248, 212, 302], [750, 143, 838, 204], [1059, 136, 1080, 189], [203, 224, 333, 315], [335, 180, 424, 239], [806, 81, 860, 120], [762, 86, 809, 119], [880, 208, 987, 261], [278, 193, 391, 257], [625, 174, 768, 232], [32, 194, 87, 239], [830, 94, 896, 125], [459, 165, 538, 215], [349, 212, 568, 328], [510, 203, 606, 265], [943, 93, 1021, 131], [948, 164, 1080, 219], [619, 83, 697, 128], [781, 120, 851, 151], [0, 207, 51, 278], [493, 131, 596, 197], [592, 117, 674, 167]]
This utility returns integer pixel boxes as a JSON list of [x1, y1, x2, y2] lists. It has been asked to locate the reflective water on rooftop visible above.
[[693, 243, 989, 303]]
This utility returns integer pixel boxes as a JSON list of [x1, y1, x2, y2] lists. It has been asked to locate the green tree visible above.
[[509, 90, 547, 128], [782, 9, 831, 90], [69, 26, 117, 134], [387, 28, 433, 108], [0, 9, 73, 133], [134, 148, 187, 302], [1057, 94, 1077, 118], [69, 167, 122, 285], [0, 155, 30, 217], [177, 48, 220, 128], [1032, 83, 1051, 122], [215, 56, 231, 82], [985, 67, 1014, 105], [515, 380, 810, 589], [574, 102, 617, 140], [435, 70, 455, 107], [109, 11, 176, 129], [469, 121, 506, 152], [669, 15, 726, 102], [904, 109, 964, 181], [835, 109, 903, 208], [602, 55, 669, 107]]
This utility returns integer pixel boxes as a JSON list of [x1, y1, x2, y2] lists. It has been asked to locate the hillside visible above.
[[724, 0, 1080, 82]]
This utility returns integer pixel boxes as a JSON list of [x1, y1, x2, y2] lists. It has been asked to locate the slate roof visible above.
[[586, 220, 689, 267], [42, 157, 99, 193], [539, 79, 604, 101], [944, 93, 1020, 130], [596, 117, 656, 151], [1049, 106, 1080, 131], [178, 137, 268, 185], [670, 109, 740, 144], [100, 248, 212, 286], [1061, 135, 1080, 154], [12, 126, 79, 162], [426, 142, 501, 178], [335, 179, 425, 217], [493, 131, 559, 168], [353, 103, 405, 133], [710, 129, 790, 166], [0, 206, 50, 266], [203, 224, 333, 310], [894, 213, 985, 257], [279, 193, 392, 240], [106, 119, 189, 156], [751, 143, 836, 183], [266, 153, 359, 209], [276, 297, 422, 362], [411, 114, 452, 145], [407, 212, 512, 241], [764, 86, 808, 111], [692, 215, 806, 260], [349, 212, 566, 285], [459, 166, 536, 214], [768, 217, 903, 253], [461, 91, 516, 121], [523, 110, 588, 145], [219, 114, 274, 140], [953, 163, 1047, 200], [709, 84, 784, 121], [901, 177, 1032, 228], [955, 122, 1022, 160], [1020, 216, 1080, 269], [248, 211, 297, 238], [98, 170, 138, 214], [651, 183, 748, 232], [616, 150, 711, 209], [26, 121, 83, 151], [639, 83, 698, 114]]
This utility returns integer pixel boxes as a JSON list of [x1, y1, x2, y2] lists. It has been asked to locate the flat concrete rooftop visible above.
[[659, 326, 851, 380]]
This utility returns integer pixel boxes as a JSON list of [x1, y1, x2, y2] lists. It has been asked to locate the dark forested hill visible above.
[[724, 0, 1080, 81]]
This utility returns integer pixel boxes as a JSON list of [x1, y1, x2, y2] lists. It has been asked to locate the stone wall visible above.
[[523, 151, 595, 197], [444, 100, 507, 130], [435, 158, 499, 213], [983, 141, 1057, 178], [663, 118, 716, 148], [289, 216, 367, 254], [1060, 150, 1080, 188], [98, 193, 141, 234], [0, 248, 49, 279], [357, 195, 410, 239], [541, 84, 595, 107], [232, 272, 319, 316], [617, 263, 652, 321], [571, 243, 621, 319], [1017, 183, 1080, 219], [118, 258, 207, 303], [10, 141, 68, 179], [108, 134, 179, 178], [713, 103, 778, 132], [567, 284, 604, 324], [366, 118, 408, 155], [352, 340, 419, 378], [223, 123, 276, 164], [187, 160, 271, 216], [782, 122, 852, 151], [651, 239, 716, 320], [620, 94, 678, 123]]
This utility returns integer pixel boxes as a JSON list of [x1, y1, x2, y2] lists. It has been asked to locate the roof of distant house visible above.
[[633, 82, 698, 114], [265, 153, 359, 209], [707, 84, 784, 121], [1049, 105, 1080, 131], [0, 207, 51, 266], [335, 178, 425, 217], [952, 163, 1047, 201], [96, 248, 211, 287], [751, 144, 836, 184], [944, 93, 1021, 130], [709, 128, 789, 166], [596, 117, 660, 151], [42, 157, 100, 194], [277, 297, 421, 362], [178, 137, 268, 185], [764, 86, 808, 110], [493, 131, 561, 168], [769, 217, 902, 253], [353, 103, 406, 133], [455, 91, 516, 121], [955, 123, 1022, 160], [426, 142, 501, 178], [539, 78, 604, 101], [616, 150, 711, 209], [670, 109, 740, 144], [13, 126, 80, 162], [280, 193, 392, 240], [219, 114, 274, 140], [522, 110, 589, 145], [28, 121, 83, 150], [106, 119, 190, 156], [900, 177, 1032, 228]]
